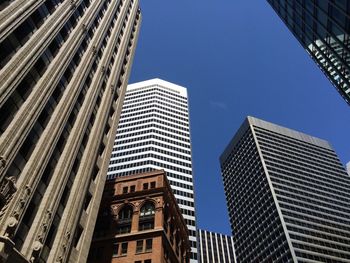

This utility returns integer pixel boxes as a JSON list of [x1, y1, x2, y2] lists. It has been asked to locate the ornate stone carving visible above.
[[37, 210, 52, 242], [0, 176, 17, 208], [56, 231, 71, 263]]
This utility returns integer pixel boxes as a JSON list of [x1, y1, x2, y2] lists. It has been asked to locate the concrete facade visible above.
[[0, 0, 141, 262], [197, 229, 236, 263], [88, 170, 190, 263], [221, 116, 350, 262]]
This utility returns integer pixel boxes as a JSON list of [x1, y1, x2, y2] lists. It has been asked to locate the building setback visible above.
[[220, 116, 350, 262], [0, 0, 141, 262], [88, 170, 190, 263], [267, 1, 350, 105], [107, 78, 198, 262], [197, 229, 235, 263]]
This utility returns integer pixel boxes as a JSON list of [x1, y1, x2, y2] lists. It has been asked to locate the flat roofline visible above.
[[127, 78, 188, 96], [220, 116, 333, 163]]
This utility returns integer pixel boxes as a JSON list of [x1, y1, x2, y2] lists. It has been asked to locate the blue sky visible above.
[[130, 1, 350, 235]]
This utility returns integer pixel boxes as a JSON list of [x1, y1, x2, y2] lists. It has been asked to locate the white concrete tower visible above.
[[107, 78, 198, 262]]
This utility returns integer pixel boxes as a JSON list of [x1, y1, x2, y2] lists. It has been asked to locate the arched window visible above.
[[140, 203, 155, 217], [139, 202, 155, 231], [116, 205, 133, 234]]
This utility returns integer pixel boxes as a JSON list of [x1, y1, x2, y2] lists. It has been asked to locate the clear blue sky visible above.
[[130, 1, 350, 235]]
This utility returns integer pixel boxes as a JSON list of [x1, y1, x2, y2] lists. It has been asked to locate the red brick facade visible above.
[[88, 170, 190, 263]]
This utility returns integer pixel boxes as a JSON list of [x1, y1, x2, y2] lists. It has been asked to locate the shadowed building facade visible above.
[[221, 116, 350, 262], [267, 1, 350, 105], [88, 170, 190, 263], [197, 229, 235, 263], [0, 0, 141, 262]]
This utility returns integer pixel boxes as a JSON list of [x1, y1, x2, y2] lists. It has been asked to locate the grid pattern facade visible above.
[[0, 0, 141, 262], [267, 0, 350, 105], [221, 116, 350, 263], [107, 79, 198, 262], [198, 229, 235, 263]]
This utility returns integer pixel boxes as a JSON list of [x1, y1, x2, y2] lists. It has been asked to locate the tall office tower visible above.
[[267, 1, 350, 105], [107, 78, 198, 262], [347, 162, 350, 175], [197, 229, 236, 263], [220, 116, 350, 262], [0, 0, 141, 262]]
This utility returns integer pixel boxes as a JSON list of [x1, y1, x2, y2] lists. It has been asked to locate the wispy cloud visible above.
[[209, 101, 228, 110]]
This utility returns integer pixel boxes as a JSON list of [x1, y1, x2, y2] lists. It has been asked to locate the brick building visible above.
[[88, 170, 190, 263]]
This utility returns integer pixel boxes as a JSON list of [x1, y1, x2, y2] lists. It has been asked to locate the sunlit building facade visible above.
[[267, 0, 350, 105], [0, 0, 141, 262], [197, 229, 235, 263], [107, 79, 198, 262], [221, 116, 350, 262]]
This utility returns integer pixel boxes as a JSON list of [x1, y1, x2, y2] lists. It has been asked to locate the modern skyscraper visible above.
[[267, 1, 350, 105], [221, 116, 350, 262], [89, 170, 190, 263], [0, 0, 141, 262], [197, 229, 236, 263], [107, 78, 198, 262], [347, 162, 350, 175]]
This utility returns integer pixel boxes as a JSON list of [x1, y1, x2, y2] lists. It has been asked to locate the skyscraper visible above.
[[0, 0, 141, 262], [347, 162, 350, 175], [267, 1, 350, 105], [107, 78, 198, 262], [197, 229, 236, 263], [221, 116, 350, 262]]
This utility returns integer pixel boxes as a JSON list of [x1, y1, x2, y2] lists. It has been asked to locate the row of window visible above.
[[109, 153, 192, 169], [124, 88, 187, 104], [115, 134, 191, 150], [121, 100, 188, 118], [125, 86, 187, 102], [122, 98, 188, 114], [124, 92, 187, 109], [119, 112, 189, 128], [121, 181, 156, 194], [116, 128, 190, 143], [117, 116, 189, 132], [111, 146, 191, 161], [123, 94, 188, 111], [121, 106, 189, 123], [117, 121, 190, 138]]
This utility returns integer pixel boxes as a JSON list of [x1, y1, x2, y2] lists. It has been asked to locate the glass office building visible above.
[[107, 78, 198, 262], [221, 116, 350, 262], [267, 0, 350, 105]]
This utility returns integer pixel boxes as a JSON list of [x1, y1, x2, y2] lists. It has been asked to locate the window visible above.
[[143, 183, 148, 190], [136, 240, 143, 253], [150, 182, 156, 189], [117, 205, 133, 234], [130, 185, 135, 192], [139, 203, 155, 231], [145, 239, 152, 252], [145, 260, 151, 263], [123, 186, 128, 194], [121, 242, 128, 255], [140, 203, 155, 217], [112, 243, 119, 257]]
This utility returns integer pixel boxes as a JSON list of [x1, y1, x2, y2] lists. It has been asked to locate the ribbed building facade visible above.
[[221, 116, 350, 262], [107, 78, 198, 262], [0, 0, 141, 262], [267, 1, 350, 105], [197, 229, 235, 263]]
